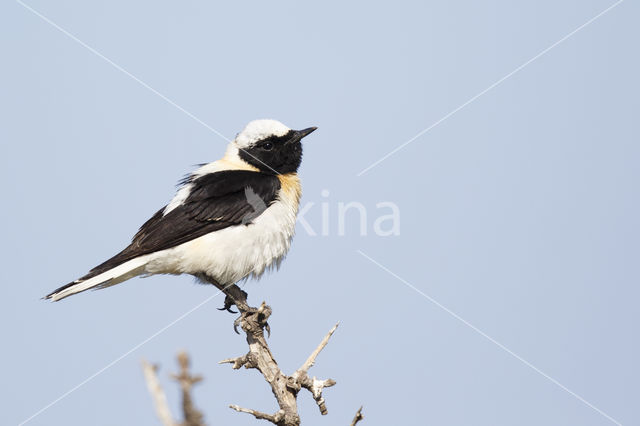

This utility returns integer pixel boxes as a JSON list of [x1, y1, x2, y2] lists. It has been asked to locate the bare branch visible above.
[[298, 376, 336, 415], [218, 353, 256, 370], [294, 322, 340, 378], [229, 405, 285, 423], [350, 406, 364, 426], [142, 280, 345, 426], [291, 323, 340, 415], [171, 351, 205, 426], [218, 284, 339, 426], [141, 359, 176, 426]]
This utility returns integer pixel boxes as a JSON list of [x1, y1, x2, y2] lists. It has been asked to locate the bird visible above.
[[45, 119, 317, 305]]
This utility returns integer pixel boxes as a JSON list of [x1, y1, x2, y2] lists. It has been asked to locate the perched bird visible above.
[[46, 119, 317, 303]]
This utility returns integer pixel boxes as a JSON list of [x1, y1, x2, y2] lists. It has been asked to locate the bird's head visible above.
[[232, 119, 317, 174]]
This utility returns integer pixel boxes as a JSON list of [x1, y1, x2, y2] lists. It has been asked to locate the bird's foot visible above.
[[210, 283, 269, 336], [233, 302, 272, 337], [217, 294, 238, 314], [217, 286, 249, 314]]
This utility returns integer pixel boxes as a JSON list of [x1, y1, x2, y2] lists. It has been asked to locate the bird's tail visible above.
[[45, 254, 150, 302]]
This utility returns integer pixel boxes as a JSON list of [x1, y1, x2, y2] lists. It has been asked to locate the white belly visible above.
[[144, 195, 298, 284]]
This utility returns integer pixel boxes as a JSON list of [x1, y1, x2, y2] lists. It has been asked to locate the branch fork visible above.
[[142, 351, 205, 426], [219, 285, 339, 426], [142, 283, 355, 426]]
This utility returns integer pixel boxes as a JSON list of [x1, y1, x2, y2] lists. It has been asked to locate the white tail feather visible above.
[[50, 255, 150, 301]]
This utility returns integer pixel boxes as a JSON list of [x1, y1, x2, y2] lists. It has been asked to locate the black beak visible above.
[[294, 126, 318, 140]]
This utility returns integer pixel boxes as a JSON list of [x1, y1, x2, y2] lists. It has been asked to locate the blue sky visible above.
[[2, 1, 638, 425]]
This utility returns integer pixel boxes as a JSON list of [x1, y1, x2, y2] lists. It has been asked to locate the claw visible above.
[[218, 294, 237, 314], [233, 316, 242, 334], [232, 305, 263, 335]]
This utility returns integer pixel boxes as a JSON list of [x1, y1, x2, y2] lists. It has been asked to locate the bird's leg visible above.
[[223, 284, 250, 312], [195, 274, 250, 313], [219, 284, 251, 314], [217, 284, 251, 315], [196, 274, 270, 336]]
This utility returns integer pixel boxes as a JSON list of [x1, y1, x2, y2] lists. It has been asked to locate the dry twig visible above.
[[218, 284, 339, 426], [142, 353, 205, 426], [142, 359, 175, 426], [143, 282, 341, 426], [350, 406, 364, 426], [172, 351, 205, 426]]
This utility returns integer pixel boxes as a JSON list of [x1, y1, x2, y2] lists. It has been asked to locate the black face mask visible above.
[[238, 127, 316, 174]]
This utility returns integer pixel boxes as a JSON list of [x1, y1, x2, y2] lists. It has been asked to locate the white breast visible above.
[[145, 184, 300, 285]]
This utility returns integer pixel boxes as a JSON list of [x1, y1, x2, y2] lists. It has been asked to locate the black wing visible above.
[[84, 170, 281, 279]]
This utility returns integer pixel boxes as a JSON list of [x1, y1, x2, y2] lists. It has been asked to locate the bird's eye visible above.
[[262, 142, 273, 151]]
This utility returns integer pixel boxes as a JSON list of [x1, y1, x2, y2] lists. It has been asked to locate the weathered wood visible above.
[[141, 360, 176, 426], [142, 353, 205, 426], [350, 406, 364, 426], [219, 284, 338, 426], [171, 351, 205, 426]]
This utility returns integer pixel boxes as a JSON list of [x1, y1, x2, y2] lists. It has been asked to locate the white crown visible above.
[[234, 119, 291, 149]]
